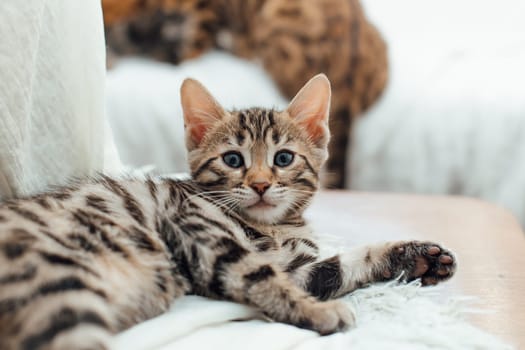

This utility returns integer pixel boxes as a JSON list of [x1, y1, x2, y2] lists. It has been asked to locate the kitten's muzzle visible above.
[[251, 182, 271, 196]]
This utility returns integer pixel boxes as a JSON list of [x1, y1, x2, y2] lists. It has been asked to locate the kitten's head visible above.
[[181, 74, 331, 224]]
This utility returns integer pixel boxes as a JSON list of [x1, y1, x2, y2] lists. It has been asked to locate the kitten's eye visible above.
[[222, 152, 244, 168], [274, 150, 294, 167]]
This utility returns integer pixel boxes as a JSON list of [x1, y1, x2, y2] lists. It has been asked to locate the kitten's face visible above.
[[181, 75, 331, 224]]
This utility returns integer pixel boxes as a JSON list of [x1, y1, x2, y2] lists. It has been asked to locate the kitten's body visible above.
[[0, 76, 454, 349], [0, 176, 340, 349], [103, 0, 389, 188]]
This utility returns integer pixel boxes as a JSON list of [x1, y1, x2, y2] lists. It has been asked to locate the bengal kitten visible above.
[[0, 75, 454, 350], [104, 0, 389, 188]]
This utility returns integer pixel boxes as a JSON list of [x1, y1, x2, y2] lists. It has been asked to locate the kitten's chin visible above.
[[242, 204, 288, 225]]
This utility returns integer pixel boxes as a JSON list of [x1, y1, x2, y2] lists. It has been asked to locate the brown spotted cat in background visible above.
[[0, 75, 453, 350], [103, 0, 389, 188]]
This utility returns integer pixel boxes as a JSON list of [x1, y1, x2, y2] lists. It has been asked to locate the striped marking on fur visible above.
[[2, 242, 30, 260], [243, 265, 275, 283], [155, 269, 169, 293], [67, 234, 100, 254], [97, 230, 128, 257], [21, 307, 108, 350], [146, 178, 158, 203], [165, 178, 183, 205], [34, 196, 52, 210], [85, 195, 111, 214], [179, 222, 208, 235], [298, 154, 318, 178], [300, 238, 319, 251], [272, 129, 281, 145], [190, 212, 236, 237], [262, 110, 276, 141], [7, 205, 48, 227], [0, 276, 107, 315], [295, 178, 316, 191], [128, 226, 159, 252], [208, 238, 249, 298], [72, 209, 128, 257], [48, 191, 73, 200], [236, 130, 246, 145], [193, 157, 218, 179], [285, 253, 317, 272], [0, 264, 37, 285], [198, 177, 227, 188], [101, 176, 146, 227], [39, 229, 77, 250], [306, 256, 343, 300], [282, 238, 319, 253], [240, 224, 276, 251], [2, 228, 35, 260], [38, 251, 100, 277], [282, 238, 298, 250], [158, 219, 195, 285]]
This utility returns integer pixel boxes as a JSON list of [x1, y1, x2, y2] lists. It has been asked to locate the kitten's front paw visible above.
[[299, 300, 355, 335], [382, 241, 456, 285]]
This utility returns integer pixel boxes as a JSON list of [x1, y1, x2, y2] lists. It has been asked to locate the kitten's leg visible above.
[[288, 241, 456, 300], [183, 237, 354, 335]]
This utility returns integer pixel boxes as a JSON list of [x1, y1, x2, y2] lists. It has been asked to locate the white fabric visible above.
[[352, 0, 525, 224], [106, 1, 525, 224], [0, 0, 121, 199], [114, 281, 511, 350]]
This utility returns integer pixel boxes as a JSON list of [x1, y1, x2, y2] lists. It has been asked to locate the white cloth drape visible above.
[[113, 286, 511, 350], [0, 0, 121, 199]]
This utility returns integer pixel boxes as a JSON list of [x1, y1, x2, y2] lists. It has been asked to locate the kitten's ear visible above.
[[180, 78, 226, 150], [286, 74, 331, 147]]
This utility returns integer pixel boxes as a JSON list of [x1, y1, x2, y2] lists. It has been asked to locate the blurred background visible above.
[[102, 0, 525, 225]]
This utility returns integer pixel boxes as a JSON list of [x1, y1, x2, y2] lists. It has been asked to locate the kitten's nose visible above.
[[251, 182, 270, 195]]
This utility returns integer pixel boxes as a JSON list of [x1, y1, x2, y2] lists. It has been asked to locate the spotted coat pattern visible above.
[[0, 103, 455, 349]]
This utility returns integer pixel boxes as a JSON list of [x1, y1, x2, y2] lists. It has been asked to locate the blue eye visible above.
[[274, 150, 294, 167], [222, 152, 244, 168]]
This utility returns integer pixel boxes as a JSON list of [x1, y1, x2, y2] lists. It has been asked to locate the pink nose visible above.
[[251, 182, 270, 195]]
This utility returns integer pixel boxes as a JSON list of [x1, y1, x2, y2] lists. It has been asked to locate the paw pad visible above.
[[385, 241, 456, 286]]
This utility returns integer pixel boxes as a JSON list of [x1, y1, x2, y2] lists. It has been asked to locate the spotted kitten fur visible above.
[[0, 75, 455, 350]]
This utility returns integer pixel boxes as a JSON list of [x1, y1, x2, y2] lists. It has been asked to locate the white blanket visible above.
[[352, 0, 525, 225], [0, 0, 121, 199], [114, 281, 512, 350]]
